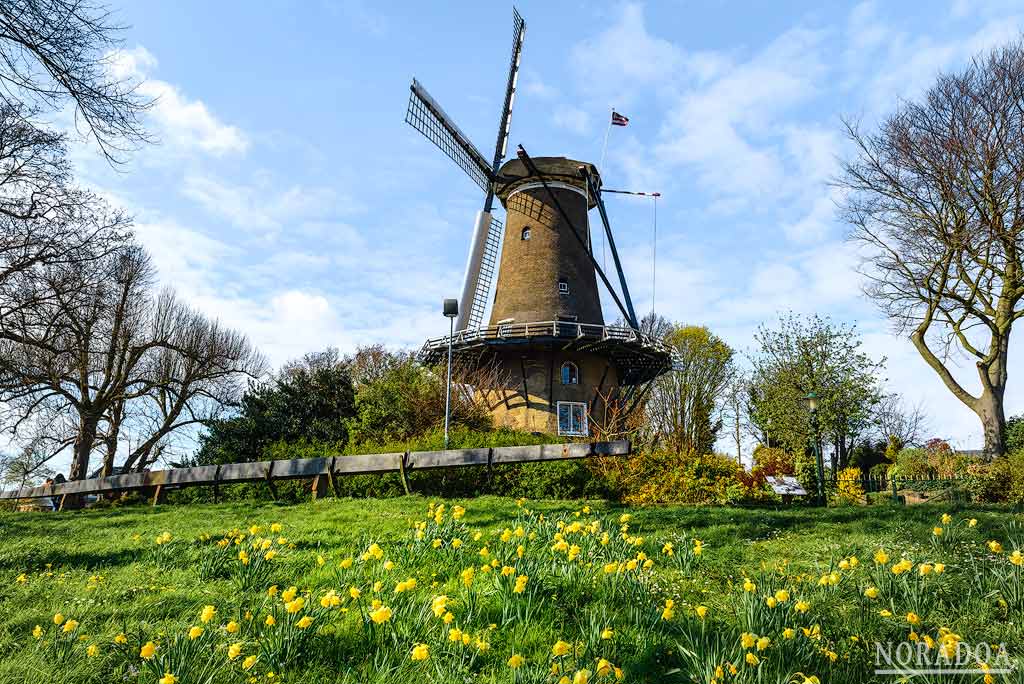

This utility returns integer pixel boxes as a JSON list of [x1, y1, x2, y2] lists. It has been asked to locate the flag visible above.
[[611, 111, 629, 127]]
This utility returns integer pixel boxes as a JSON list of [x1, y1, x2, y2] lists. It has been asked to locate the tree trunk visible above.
[[977, 389, 1006, 457], [733, 413, 741, 465], [69, 415, 99, 481]]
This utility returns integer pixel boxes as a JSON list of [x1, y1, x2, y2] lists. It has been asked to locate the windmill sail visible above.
[[456, 8, 525, 330], [455, 212, 504, 330], [405, 79, 492, 192]]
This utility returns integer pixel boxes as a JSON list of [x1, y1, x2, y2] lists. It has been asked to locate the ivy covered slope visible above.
[[0, 498, 1021, 683]]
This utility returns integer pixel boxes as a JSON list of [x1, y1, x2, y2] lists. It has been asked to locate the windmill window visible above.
[[560, 362, 579, 385], [557, 401, 588, 436], [558, 279, 569, 294], [521, 227, 531, 240]]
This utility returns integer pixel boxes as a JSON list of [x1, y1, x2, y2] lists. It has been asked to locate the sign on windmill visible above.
[[405, 7, 673, 438]]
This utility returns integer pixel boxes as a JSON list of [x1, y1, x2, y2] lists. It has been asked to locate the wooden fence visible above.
[[0, 440, 631, 510]]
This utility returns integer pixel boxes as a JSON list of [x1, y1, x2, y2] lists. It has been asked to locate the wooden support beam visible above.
[[520, 357, 531, 410], [151, 484, 162, 507]]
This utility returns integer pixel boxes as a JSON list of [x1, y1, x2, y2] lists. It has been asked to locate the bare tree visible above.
[[873, 393, 927, 452], [837, 40, 1024, 456], [115, 299, 267, 473], [0, 0, 152, 162], [721, 369, 748, 464]]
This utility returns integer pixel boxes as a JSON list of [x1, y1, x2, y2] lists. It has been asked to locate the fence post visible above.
[[213, 465, 221, 504], [265, 462, 279, 501], [891, 476, 899, 505], [327, 457, 341, 498], [399, 452, 412, 495]]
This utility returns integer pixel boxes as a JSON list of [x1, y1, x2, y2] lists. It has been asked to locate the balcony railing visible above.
[[422, 320, 672, 354]]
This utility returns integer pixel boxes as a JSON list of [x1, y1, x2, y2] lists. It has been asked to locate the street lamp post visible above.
[[442, 299, 459, 450], [803, 391, 825, 506]]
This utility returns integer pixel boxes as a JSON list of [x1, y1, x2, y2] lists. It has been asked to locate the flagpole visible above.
[[599, 106, 613, 171]]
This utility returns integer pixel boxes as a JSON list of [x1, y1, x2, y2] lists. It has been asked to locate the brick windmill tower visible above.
[[408, 8, 671, 436]]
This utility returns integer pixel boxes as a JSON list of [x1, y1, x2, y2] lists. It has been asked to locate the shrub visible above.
[[751, 445, 793, 475], [615, 450, 770, 506], [834, 466, 864, 505]]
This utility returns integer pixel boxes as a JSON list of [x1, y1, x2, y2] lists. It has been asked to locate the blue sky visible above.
[[71, 0, 1024, 452]]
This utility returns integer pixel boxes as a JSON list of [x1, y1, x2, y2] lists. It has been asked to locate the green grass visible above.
[[0, 496, 1021, 683]]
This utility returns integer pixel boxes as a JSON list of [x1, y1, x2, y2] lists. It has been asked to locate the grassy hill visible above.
[[0, 497, 1021, 683]]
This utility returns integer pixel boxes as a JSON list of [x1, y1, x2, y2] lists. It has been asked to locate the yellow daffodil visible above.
[[370, 606, 392, 624], [158, 674, 177, 684], [552, 640, 572, 657], [242, 655, 258, 670], [265, 615, 276, 626], [741, 632, 757, 648], [53, 613, 64, 626], [783, 627, 795, 639], [774, 589, 790, 602], [410, 643, 429, 661], [745, 652, 759, 666], [874, 550, 889, 565], [200, 605, 216, 623], [140, 641, 157, 659], [696, 605, 708, 619], [32, 625, 42, 639], [226, 621, 239, 633], [933, 527, 943, 537], [795, 600, 810, 613], [573, 669, 591, 684], [188, 626, 203, 640], [989, 540, 1004, 553], [941, 513, 952, 524], [906, 612, 921, 625], [86, 644, 98, 657], [114, 633, 127, 645], [601, 627, 614, 639], [969, 518, 978, 527], [62, 619, 78, 633], [508, 653, 525, 668], [864, 586, 879, 598], [228, 643, 242, 660], [296, 616, 313, 629]]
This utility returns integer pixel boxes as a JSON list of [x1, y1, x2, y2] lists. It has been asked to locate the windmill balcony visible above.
[[420, 320, 674, 386]]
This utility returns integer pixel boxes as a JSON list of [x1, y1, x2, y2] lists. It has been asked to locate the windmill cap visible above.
[[496, 156, 601, 208]]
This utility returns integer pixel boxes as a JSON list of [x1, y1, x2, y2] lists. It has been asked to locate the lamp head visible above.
[[803, 391, 819, 413], [443, 299, 458, 318]]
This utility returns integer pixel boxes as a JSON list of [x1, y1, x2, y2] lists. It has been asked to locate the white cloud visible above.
[[552, 105, 592, 135], [108, 46, 249, 156], [570, 4, 686, 101], [181, 174, 360, 234]]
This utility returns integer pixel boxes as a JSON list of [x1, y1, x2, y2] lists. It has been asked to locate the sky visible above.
[[67, 0, 1024, 455]]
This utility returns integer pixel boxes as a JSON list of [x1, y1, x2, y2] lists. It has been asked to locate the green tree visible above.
[[196, 349, 356, 464], [644, 320, 734, 455], [748, 313, 884, 473]]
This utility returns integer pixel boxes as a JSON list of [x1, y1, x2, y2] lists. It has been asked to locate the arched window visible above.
[[521, 226, 531, 240], [561, 362, 579, 385]]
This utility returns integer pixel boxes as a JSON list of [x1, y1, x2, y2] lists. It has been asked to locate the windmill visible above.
[[407, 7, 672, 436]]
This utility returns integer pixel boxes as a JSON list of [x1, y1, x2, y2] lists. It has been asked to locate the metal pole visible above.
[[444, 315, 454, 450], [812, 409, 824, 506]]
